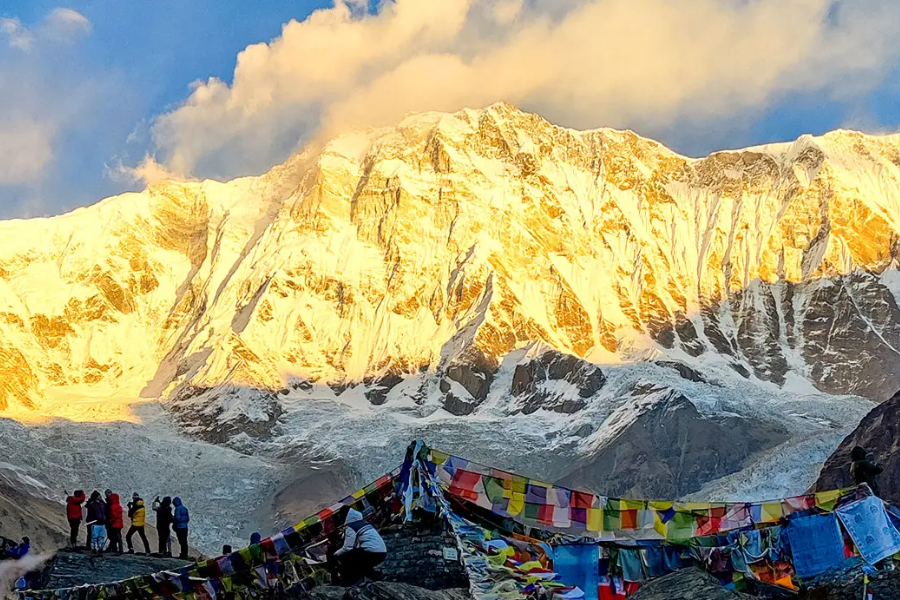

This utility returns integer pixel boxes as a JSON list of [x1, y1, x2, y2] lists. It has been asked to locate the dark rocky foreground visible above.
[[628, 569, 754, 599], [801, 560, 900, 600], [300, 583, 469, 600], [43, 551, 191, 589], [23, 553, 900, 600]]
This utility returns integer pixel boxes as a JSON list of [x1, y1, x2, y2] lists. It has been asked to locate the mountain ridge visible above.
[[2, 103, 899, 414], [2, 104, 897, 543]]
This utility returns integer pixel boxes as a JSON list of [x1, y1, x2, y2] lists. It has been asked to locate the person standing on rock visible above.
[[172, 497, 190, 559], [333, 506, 387, 586], [65, 490, 86, 549], [86, 491, 107, 554], [851, 446, 884, 497], [152, 496, 174, 557], [126, 493, 151, 554], [107, 493, 124, 554]]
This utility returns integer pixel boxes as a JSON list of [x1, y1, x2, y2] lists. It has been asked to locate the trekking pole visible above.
[[862, 572, 869, 600]]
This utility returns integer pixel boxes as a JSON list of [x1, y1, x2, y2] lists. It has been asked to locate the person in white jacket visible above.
[[334, 507, 387, 585]]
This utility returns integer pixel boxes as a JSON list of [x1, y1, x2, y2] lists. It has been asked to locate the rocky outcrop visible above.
[[167, 384, 284, 443], [815, 389, 900, 504], [628, 569, 753, 600], [44, 552, 192, 590], [655, 361, 709, 384], [558, 386, 789, 498], [300, 583, 469, 600], [510, 349, 606, 414], [0, 477, 68, 554], [801, 559, 900, 599]]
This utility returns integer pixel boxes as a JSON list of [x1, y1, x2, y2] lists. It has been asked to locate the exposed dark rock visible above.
[[44, 550, 191, 590], [300, 583, 469, 600], [732, 283, 789, 385], [510, 349, 605, 414], [801, 274, 900, 400], [674, 316, 705, 358], [728, 363, 751, 379], [814, 389, 900, 505], [0, 470, 69, 553], [166, 384, 283, 444], [442, 392, 478, 416], [573, 423, 594, 437], [445, 364, 492, 402], [800, 558, 900, 599], [289, 378, 313, 392], [558, 387, 788, 498], [655, 361, 709, 384], [628, 568, 753, 599], [329, 382, 353, 396], [438, 351, 497, 415], [364, 374, 404, 406], [701, 305, 736, 357]]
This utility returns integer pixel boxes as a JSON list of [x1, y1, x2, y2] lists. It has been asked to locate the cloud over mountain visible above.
[[145, 0, 900, 182]]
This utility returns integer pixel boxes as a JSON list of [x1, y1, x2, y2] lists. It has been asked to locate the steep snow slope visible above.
[[2, 105, 900, 412], [0, 104, 897, 548]]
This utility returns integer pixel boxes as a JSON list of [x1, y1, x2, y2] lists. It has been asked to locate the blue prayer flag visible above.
[[555, 545, 600, 600], [786, 513, 845, 579], [837, 496, 900, 565]]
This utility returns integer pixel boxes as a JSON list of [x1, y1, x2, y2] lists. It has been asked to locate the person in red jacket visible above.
[[107, 493, 124, 554], [65, 490, 86, 549]]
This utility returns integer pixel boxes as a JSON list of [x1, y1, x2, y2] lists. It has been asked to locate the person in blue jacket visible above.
[[172, 497, 190, 559]]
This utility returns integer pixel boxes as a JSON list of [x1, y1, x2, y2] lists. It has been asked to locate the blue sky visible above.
[[0, 0, 334, 216], [1, 0, 899, 219]]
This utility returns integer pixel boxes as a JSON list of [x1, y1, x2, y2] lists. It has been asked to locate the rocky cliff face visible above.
[[815, 389, 900, 505], [0, 103, 895, 505], [557, 385, 788, 498]]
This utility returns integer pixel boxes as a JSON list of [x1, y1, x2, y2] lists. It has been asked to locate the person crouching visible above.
[[333, 506, 386, 586]]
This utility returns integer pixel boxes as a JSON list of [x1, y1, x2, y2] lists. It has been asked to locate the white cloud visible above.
[[107, 155, 189, 186], [0, 8, 90, 51], [44, 8, 92, 39], [0, 7, 94, 189], [144, 0, 900, 181], [1, 18, 35, 50], [0, 121, 53, 184]]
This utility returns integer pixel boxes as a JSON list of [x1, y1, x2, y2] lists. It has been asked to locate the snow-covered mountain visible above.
[[1, 103, 898, 548]]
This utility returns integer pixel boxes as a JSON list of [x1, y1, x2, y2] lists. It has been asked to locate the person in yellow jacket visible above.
[[126, 493, 151, 554]]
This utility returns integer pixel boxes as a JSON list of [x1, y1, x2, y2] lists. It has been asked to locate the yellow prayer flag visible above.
[[653, 512, 666, 537], [587, 508, 603, 532], [814, 489, 842, 511], [761, 502, 783, 522], [508, 492, 525, 516]]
